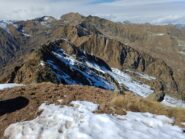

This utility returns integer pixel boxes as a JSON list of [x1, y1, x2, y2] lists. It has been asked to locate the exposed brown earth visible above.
[[1, 83, 185, 138]]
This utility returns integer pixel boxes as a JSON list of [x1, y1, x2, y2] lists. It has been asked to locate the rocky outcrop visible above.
[[0, 28, 20, 66], [8, 39, 119, 91], [78, 35, 178, 94]]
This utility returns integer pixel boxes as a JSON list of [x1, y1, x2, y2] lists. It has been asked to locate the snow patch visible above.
[[155, 33, 165, 36], [40, 16, 55, 28], [40, 60, 45, 67], [162, 95, 185, 108], [109, 68, 154, 97], [12, 23, 31, 37], [85, 61, 109, 74], [22, 32, 31, 37], [178, 51, 185, 55], [177, 40, 185, 47], [126, 70, 156, 80], [43, 16, 50, 21], [52, 50, 76, 65], [4, 101, 185, 139], [18, 28, 31, 37], [41, 22, 51, 27], [0, 84, 23, 91], [0, 21, 8, 31], [0, 20, 13, 33], [110, 69, 185, 108]]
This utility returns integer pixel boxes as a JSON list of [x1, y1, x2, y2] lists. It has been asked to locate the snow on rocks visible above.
[[126, 69, 156, 80], [40, 16, 55, 27], [21, 30, 31, 37], [4, 101, 185, 139], [0, 21, 31, 37], [154, 33, 165, 36], [52, 49, 76, 65], [136, 72, 156, 80], [47, 48, 114, 90], [0, 21, 8, 31], [0, 84, 23, 91], [16, 26, 31, 37], [47, 59, 77, 84], [0, 20, 13, 34], [85, 61, 109, 74], [109, 69, 185, 108], [109, 68, 154, 97], [40, 45, 185, 108], [40, 60, 45, 67], [162, 95, 185, 108]]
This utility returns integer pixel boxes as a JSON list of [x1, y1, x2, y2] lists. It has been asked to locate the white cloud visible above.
[[0, 0, 185, 24]]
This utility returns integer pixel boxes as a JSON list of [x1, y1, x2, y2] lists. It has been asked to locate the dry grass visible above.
[[106, 92, 185, 126]]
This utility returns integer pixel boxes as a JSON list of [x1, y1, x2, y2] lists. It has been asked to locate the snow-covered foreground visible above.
[[0, 84, 23, 91], [4, 101, 185, 139]]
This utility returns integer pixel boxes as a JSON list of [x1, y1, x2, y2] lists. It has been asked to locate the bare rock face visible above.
[[8, 39, 119, 91], [78, 35, 178, 94], [76, 16, 185, 95], [0, 28, 20, 66]]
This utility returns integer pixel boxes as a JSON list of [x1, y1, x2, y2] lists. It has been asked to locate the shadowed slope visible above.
[[0, 96, 29, 116]]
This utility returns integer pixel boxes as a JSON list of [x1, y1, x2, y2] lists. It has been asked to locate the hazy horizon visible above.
[[0, 0, 185, 24]]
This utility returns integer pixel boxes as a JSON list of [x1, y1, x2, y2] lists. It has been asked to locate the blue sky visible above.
[[0, 0, 184, 24]]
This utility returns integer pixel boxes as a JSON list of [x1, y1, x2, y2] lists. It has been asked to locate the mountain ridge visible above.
[[0, 13, 184, 98]]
